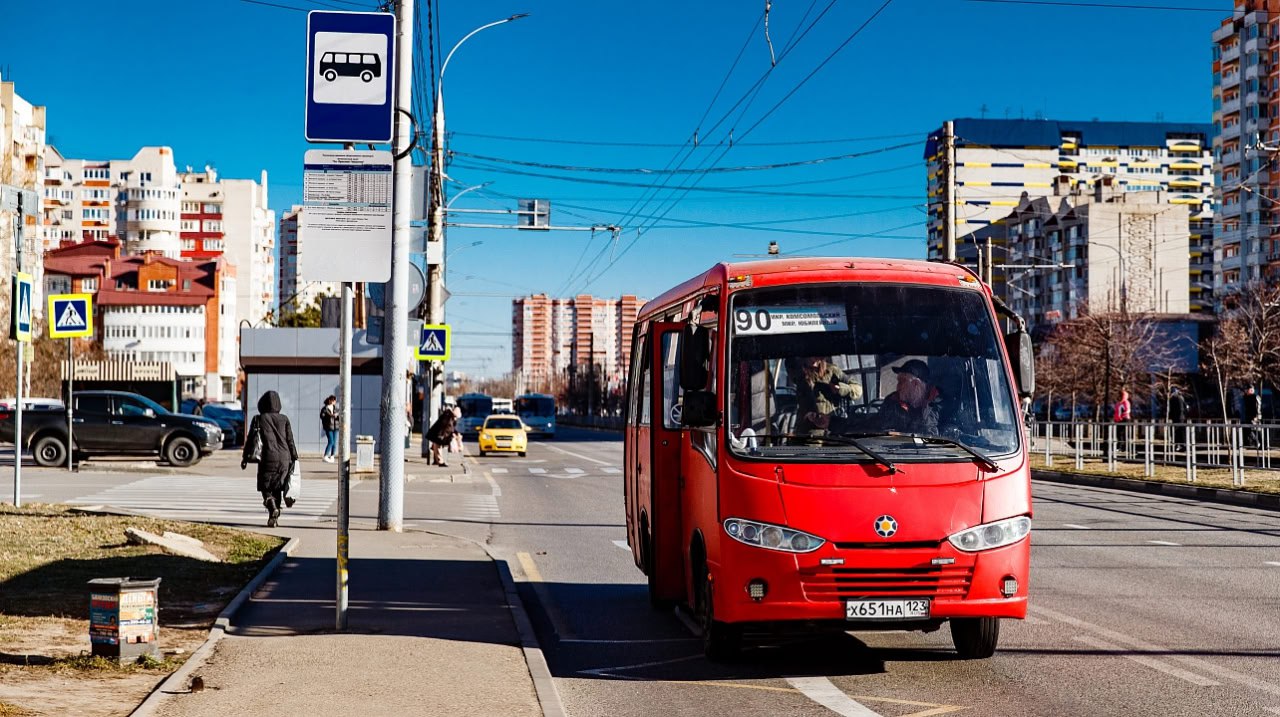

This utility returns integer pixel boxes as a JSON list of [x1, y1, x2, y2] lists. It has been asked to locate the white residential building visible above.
[[277, 205, 339, 316], [2, 74, 46, 314]]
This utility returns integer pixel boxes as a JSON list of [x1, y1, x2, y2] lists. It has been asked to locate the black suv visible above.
[[0, 390, 223, 467]]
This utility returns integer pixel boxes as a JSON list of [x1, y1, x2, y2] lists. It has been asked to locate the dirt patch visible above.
[[0, 504, 284, 717]]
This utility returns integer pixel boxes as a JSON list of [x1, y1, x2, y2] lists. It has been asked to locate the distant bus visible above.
[[492, 397, 514, 415], [456, 393, 493, 436], [515, 393, 556, 438]]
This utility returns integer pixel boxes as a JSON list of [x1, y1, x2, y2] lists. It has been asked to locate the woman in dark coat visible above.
[[242, 390, 299, 527], [425, 408, 457, 467]]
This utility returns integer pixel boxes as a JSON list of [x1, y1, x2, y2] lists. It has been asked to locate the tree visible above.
[[1220, 281, 1280, 399], [1201, 318, 1249, 424], [277, 297, 324, 328]]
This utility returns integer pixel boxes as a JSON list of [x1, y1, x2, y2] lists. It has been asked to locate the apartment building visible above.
[[993, 180, 1191, 329], [42, 241, 238, 399], [1212, 0, 1280, 292], [277, 205, 340, 316], [2, 74, 46, 312], [512, 293, 645, 389], [925, 118, 1214, 312]]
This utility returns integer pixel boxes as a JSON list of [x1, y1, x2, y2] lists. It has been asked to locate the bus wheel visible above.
[[698, 564, 741, 661], [951, 617, 1000, 659]]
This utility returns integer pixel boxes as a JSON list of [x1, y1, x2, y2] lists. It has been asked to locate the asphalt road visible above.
[[10, 430, 1280, 716]]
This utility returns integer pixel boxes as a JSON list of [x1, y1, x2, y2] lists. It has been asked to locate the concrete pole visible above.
[[425, 87, 446, 451], [943, 120, 957, 263], [379, 0, 414, 532], [66, 339, 74, 471], [12, 194, 24, 507], [337, 281, 352, 629]]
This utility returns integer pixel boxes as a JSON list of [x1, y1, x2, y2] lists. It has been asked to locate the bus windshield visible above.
[[726, 283, 1020, 462], [515, 396, 555, 418], [458, 394, 493, 419]]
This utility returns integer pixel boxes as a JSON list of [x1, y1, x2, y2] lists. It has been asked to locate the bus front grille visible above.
[[800, 564, 974, 601]]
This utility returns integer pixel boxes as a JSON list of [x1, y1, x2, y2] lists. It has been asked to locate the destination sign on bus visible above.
[[732, 304, 847, 335]]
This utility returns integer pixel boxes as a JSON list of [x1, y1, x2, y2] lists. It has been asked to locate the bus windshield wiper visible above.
[[759, 433, 900, 475], [842, 431, 999, 473]]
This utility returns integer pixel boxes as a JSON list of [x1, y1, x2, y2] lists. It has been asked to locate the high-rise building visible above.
[[926, 118, 1215, 312], [992, 181, 1191, 329], [512, 293, 645, 389], [1212, 1, 1280, 292], [277, 205, 340, 316], [2, 74, 46, 312]]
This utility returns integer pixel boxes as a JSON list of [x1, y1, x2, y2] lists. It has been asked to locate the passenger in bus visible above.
[[877, 359, 940, 435], [795, 355, 862, 436]]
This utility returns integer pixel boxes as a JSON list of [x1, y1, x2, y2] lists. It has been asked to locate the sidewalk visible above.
[[141, 454, 545, 717]]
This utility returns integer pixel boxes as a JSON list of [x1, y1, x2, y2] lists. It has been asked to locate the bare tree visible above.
[[1201, 318, 1249, 424], [1220, 281, 1280, 398]]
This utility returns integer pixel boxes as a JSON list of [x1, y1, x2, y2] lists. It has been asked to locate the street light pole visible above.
[[425, 13, 528, 428]]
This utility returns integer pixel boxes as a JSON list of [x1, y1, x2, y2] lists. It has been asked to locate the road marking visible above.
[[1034, 606, 1280, 696], [1147, 540, 1181, 546], [516, 551, 544, 582], [1265, 562, 1280, 567], [786, 677, 884, 717], [564, 467, 584, 475], [601, 467, 621, 474], [491, 468, 508, 474], [1063, 523, 1091, 530], [529, 468, 547, 474], [578, 654, 703, 678], [485, 473, 502, 496], [1073, 635, 1219, 686], [612, 539, 630, 551], [544, 443, 612, 465], [561, 638, 699, 644]]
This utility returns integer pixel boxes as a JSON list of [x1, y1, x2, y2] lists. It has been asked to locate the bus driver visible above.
[[878, 359, 940, 435]]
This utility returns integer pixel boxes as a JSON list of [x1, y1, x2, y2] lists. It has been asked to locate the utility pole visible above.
[[943, 120, 957, 263], [424, 43, 447, 453], [378, 0, 414, 532], [985, 236, 994, 285], [11, 194, 23, 507]]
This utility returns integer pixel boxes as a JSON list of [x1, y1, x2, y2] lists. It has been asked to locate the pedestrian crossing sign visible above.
[[415, 323, 450, 361], [10, 272, 33, 342], [47, 293, 93, 339]]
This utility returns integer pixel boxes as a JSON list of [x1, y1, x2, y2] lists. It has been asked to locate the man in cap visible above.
[[878, 358, 940, 435]]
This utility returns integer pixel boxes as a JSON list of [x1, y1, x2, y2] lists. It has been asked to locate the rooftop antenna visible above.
[[768, 241, 780, 255]]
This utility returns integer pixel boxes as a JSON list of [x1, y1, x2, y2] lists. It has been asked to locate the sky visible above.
[[2, 0, 1225, 377]]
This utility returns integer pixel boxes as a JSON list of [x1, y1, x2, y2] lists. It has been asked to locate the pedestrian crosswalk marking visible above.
[[56, 301, 85, 330], [529, 468, 546, 474], [68, 475, 338, 525], [564, 468, 584, 474], [491, 468, 508, 474]]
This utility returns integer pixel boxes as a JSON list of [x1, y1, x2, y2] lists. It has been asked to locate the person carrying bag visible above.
[[241, 391, 299, 527]]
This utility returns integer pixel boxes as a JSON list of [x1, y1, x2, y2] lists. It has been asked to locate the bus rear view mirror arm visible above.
[[680, 390, 720, 428], [1004, 330, 1036, 398]]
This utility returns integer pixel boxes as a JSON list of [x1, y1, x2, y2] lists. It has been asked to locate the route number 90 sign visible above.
[[732, 305, 848, 336]]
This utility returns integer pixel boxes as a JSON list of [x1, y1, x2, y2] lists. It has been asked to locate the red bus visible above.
[[623, 258, 1035, 660]]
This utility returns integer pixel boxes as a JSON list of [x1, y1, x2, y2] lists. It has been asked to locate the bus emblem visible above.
[[874, 515, 898, 538]]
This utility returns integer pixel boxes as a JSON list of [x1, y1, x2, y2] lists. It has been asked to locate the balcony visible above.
[[1222, 96, 1242, 114], [1223, 121, 1243, 140], [1223, 70, 1242, 89], [1222, 149, 1242, 166], [1221, 201, 1243, 218], [1220, 40, 1241, 61], [1214, 24, 1238, 43]]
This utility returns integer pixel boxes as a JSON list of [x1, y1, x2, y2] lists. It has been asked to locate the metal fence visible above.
[[1029, 420, 1278, 486]]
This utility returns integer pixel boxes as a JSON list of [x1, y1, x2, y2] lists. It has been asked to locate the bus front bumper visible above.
[[710, 535, 1030, 626]]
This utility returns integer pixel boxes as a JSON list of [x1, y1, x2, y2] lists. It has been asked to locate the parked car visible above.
[[0, 390, 222, 467], [199, 404, 244, 446]]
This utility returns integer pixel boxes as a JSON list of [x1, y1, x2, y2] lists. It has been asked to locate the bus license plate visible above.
[[845, 599, 930, 620]]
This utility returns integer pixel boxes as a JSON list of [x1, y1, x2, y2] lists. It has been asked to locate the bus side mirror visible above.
[[679, 324, 711, 391], [1005, 330, 1035, 398], [680, 390, 720, 428]]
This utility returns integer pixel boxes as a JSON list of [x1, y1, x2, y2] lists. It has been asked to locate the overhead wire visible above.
[[448, 129, 926, 147]]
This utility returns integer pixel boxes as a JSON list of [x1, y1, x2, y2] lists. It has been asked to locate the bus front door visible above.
[[642, 322, 686, 606]]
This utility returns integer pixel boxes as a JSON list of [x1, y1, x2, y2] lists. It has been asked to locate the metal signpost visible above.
[[9, 272, 32, 507], [303, 8, 400, 632], [48, 294, 93, 472]]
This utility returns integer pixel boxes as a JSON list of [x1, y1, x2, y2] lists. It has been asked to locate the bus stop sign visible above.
[[305, 11, 396, 144]]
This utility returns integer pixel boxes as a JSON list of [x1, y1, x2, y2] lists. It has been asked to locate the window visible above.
[[81, 277, 98, 292]]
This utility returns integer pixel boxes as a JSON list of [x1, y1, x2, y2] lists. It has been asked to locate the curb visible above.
[[481, 545, 567, 717], [129, 536, 302, 717], [1033, 469, 1280, 512]]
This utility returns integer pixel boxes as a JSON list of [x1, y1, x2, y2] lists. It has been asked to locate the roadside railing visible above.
[[1029, 419, 1278, 486]]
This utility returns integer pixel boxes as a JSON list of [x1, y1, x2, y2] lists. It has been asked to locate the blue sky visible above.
[[3, 0, 1225, 376]]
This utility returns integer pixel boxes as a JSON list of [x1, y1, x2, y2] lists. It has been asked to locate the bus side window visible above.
[[661, 331, 682, 429], [629, 333, 650, 426]]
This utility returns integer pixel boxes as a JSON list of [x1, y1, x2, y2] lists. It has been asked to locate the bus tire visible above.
[[951, 617, 999, 659], [33, 435, 67, 467], [698, 561, 741, 661]]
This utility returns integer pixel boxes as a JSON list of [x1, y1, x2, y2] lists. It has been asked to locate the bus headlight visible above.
[[724, 518, 824, 553], [947, 516, 1031, 552]]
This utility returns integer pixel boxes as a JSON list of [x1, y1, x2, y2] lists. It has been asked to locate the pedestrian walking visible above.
[[320, 395, 340, 463], [1244, 386, 1263, 448], [1168, 387, 1187, 451], [1111, 389, 1132, 457], [425, 406, 457, 467], [242, 390, 299, 527]]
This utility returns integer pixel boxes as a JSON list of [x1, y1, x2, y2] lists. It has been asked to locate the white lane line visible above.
[[1063, 523, 1091, 530], [1148, 540, 1182, 546], [543, 442, 612, 465], [564, 468, 585, 475], [601, 467, 621, 474], [491, 468, 508, 474], [612, 539, 631, 551], [786, 677, 884, 717], [1034, 606, 1280, 697], [485, 473, 502, 497], [529, 468, 547, 474], [1073, 635, 1219, 687], [1265, 562, 1280, 567]]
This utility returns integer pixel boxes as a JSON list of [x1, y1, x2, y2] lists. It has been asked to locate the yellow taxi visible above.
[[477, 414, 528, 457]]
